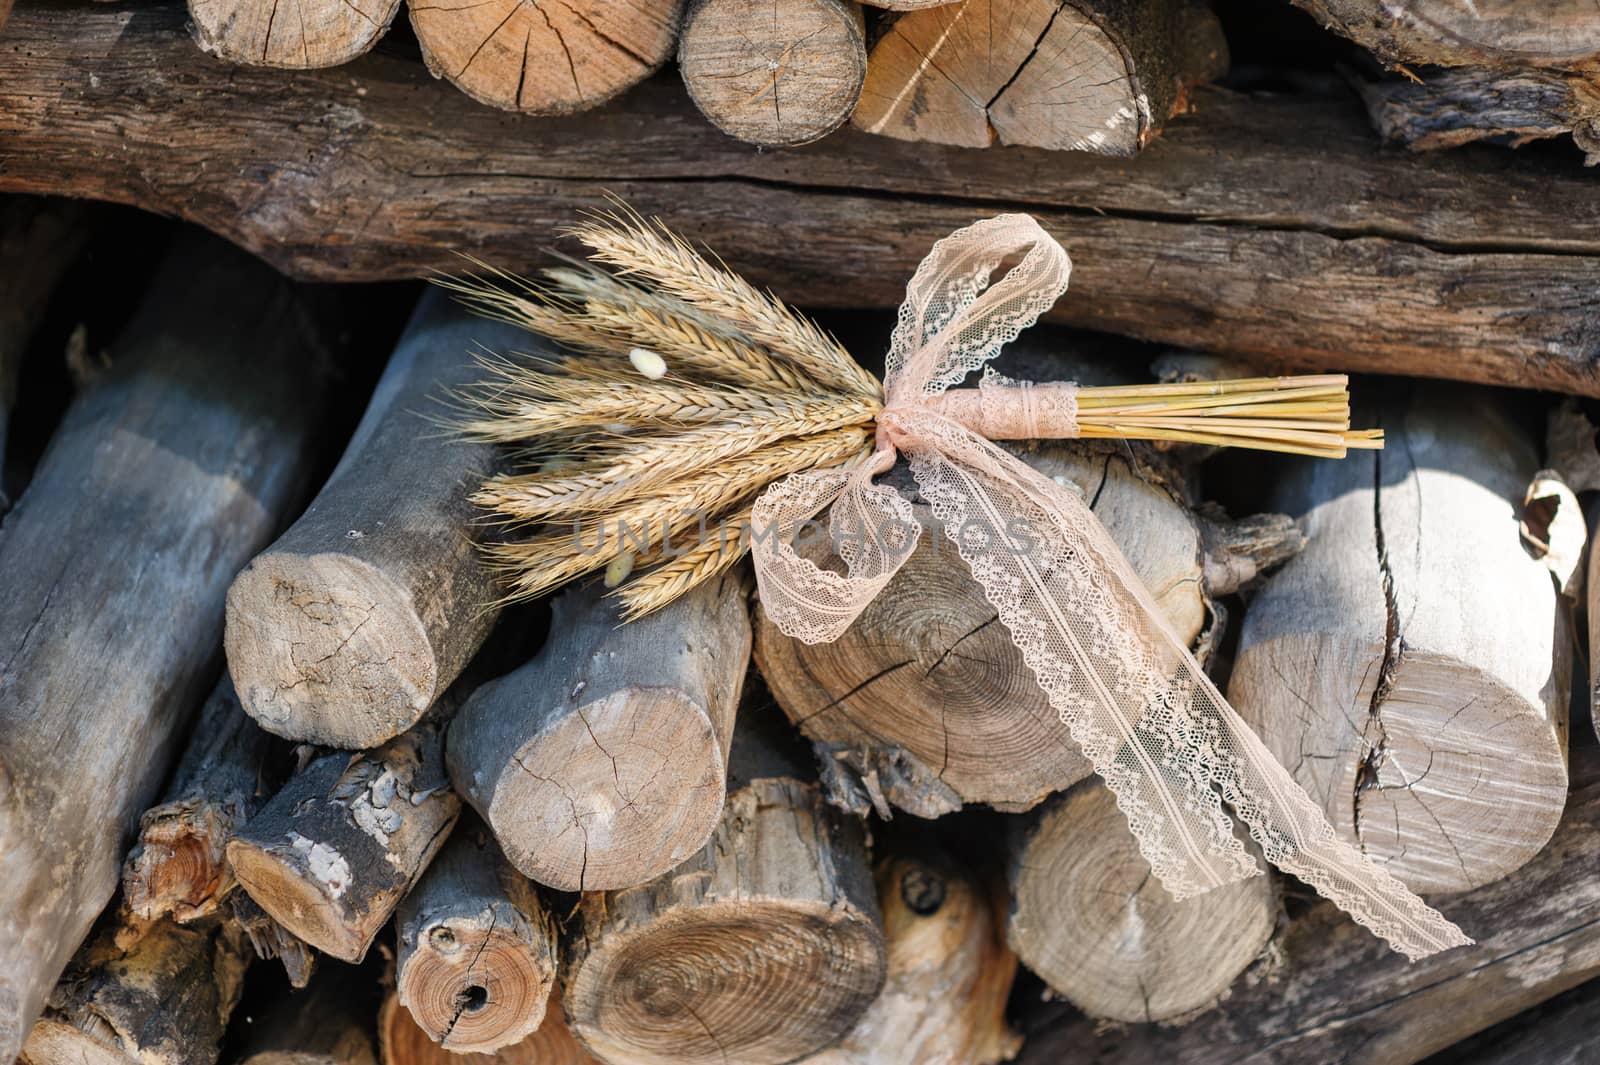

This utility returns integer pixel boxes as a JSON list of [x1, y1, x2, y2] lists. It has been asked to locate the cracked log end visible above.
[[188, 0, 404, 68], [679, 0, 866, 148], [409, 0, 686, 115], [853, 0, 1228, 154], [755, 449, 1202, 813], [227, 554, 436, 749], [564, 777, 886, 1065], [1006, 781, 1275, 1023], [380, 988, 598, 1065], [123, 802, 235, 922]]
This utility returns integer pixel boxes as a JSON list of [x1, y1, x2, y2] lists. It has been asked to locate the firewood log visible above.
[[229, 894, 316, 990], [561, 704, 887, 1065], [1008, 741, 1600, 1064], [379, 989, 600, 1065], [1228, 384, 1569, 895], [1007, 780, 1275, 1022], [0, 232, 337, 1064], [1433, 977, 1600, 1065], [236, 971, 378, 1065], [408, 0, 685, 114], [1288, 0, 1600, 71], [122, 677, 284, 925], [395, 820, 557, 1054], [854, 0, 1228, 153], [447, 574, 749, 892], [0, 197, 89, 510], [188, 0, 402, 68], [20, 916, 251, 1065], [799, 840, 1021, 1065], [226, 291, 509, 749], [15, 9, 1600, 400], [226, 711, 460, 963], [678, 0, 866, 147]]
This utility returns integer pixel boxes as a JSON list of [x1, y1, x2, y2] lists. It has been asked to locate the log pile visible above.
[[7, 0, 1600, 1057]]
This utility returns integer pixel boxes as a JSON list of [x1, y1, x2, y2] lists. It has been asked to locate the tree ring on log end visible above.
[[398, 922, 550, 1051], [227, 839, 367, 963]]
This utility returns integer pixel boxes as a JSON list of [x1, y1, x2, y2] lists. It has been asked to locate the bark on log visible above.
[[1008, 741, 1600, 1065], [228, 893, 316, 990], [122, 677, 283, 925], [800, 841, 1021, 1065], [1007, 780, 1275, 1023], [11, 6, 1600, 396], [188, 0, 403, 68], [226, 713, 460, 963], [854, 0, 1228, 153], [237, 972, 378, 1065], [395, 820, 557, 1054], [1425, 977, 1600, 1065], [446, 574, 749, 892], [379, 989, 600, 1065], [408, 0, 685, 114], [20, 916, 250, 1065], [679, 0, 866, 147], [0, 232, 336, 1064], [1288, 0, 1600, 71], [561, 706, 887, 1065], [226, 291, 508, 749], [1229, 384, 1569, 895], [0, 196, 89, 510]]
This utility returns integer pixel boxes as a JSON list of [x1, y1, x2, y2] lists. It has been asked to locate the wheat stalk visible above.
[[613, 507, 755, 621]]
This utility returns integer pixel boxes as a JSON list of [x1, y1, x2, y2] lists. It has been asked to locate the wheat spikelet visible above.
[[458, 376, 821, 440], [614, 508, 754, 621]]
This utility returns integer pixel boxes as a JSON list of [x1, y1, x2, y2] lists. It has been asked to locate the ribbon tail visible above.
[[899, 419, 1470, 959]]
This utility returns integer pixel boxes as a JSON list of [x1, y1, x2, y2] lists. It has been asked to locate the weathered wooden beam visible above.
[[5, 3, 1600, 395]]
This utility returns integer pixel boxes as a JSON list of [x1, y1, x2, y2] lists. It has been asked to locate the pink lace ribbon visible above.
[[749, 214, 1471, 960]]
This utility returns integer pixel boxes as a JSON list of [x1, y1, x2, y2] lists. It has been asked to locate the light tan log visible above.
[[801, 841, 1021, 1065], [379, 989, 601, 1065], [122, 677, 282, 925], [226, 713, 460, 962], [679, 0, 865, 147], [0, 197, 89, 511], [1288, 0, 1600, 71], [226, 291, 508, 749], [562, 707, 887, 1065], [854, 0, 1228, 153], [237, 971, 378, 1065], [0, 233, 337, 1064], [229, 893, 316, 989], [19, 916, 250, 1065], [755, 444, 1208, 814], [396, 820, 557, 1053], [409, 0, 685, 114], [1229, 384, 1569, 895], [1007, 780, 1275, 1022], [446, 573, 749, 892], [188, 0, 402, 68]]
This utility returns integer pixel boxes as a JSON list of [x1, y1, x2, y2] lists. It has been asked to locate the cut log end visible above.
[[399, 923, 551, 1051], [188, 0, 402, 68], [855, 0, 1227, 154], [679, 0, 867, 147], [226, 554, 435, 748], [123, 802, 235, 922], [1007, 782, 1275, 1023], [409, 0, 685, 114], [380, 989, 598, 1065], [227, 839, 369, 963]]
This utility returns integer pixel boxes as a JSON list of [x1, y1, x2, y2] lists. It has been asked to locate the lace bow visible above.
[[749, 214, 1470, 960]]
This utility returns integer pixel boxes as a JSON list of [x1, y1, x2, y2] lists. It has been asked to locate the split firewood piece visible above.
[[0, 197, 89, 510], [1288, 0, 1600, 71], [229, 893, 317, 990], [853, 0, 1229, 153], [756, 448, 1205, 814], [1230, 384, 1570, 895], [446, 573, 749, 892], [408, 0, 685, 114], [395, 819, 558, 1054], [679, 0, 867, 147], [0, 232, 337, 1065], [379, 989, 601, 1065], [20, 916, 251, 1065], [800, 841, 1021, 1065], [226, 713, 460, 963], [226, 290, 510, 749], [122, 677, 284, 925], [237, 971, 379, 1065], [188, 0, 404, 68], [562, 705, 887, 1065], [1007, 780, 1275, 1022]]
